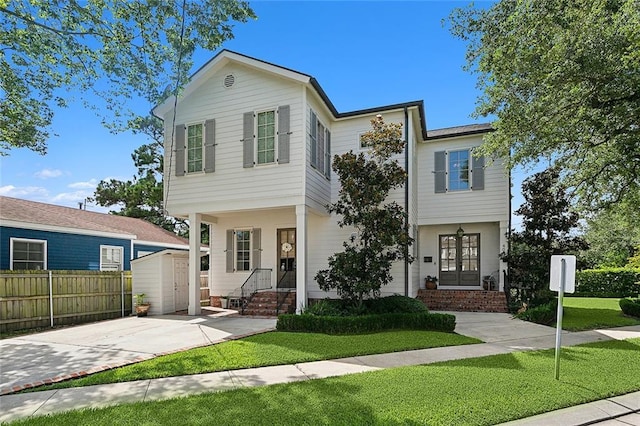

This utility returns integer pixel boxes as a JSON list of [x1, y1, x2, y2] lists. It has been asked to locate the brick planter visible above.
[[417, 289, 508, 313]]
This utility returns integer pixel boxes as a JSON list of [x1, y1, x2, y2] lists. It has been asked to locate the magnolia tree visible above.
[[315, 115, 413, 306]]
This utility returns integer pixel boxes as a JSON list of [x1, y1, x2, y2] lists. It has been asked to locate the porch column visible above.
[[499, 220, 509, 292], [295, 204, 308, 313], [188, 213, 201, 315]]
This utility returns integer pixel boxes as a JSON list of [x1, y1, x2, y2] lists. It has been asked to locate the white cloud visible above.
[[0, 185, 49, 199], [68, 178, 99, 189], [34, 168, 64, 179]]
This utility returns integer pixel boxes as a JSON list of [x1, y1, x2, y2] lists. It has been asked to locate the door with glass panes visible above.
[[439, 234, 480, 286], [277, 228, 296, 289]]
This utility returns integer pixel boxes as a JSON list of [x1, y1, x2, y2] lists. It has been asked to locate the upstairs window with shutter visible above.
[[242, 106, 290, 167], [175, 119, 215, 175], [434, 148, 485, 193], [308, 108, 331, 180]]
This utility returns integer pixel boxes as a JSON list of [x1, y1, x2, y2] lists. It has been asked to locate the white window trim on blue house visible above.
[[10, 237, 47, 270], [100, 245, 124, 271]]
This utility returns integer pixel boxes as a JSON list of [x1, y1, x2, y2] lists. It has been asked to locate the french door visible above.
[[277, 228, 296, 289], [439, 234, 480, 286]]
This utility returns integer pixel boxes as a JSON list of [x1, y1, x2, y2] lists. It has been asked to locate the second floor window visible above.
[[257, 110, 276, 164], [434, 149, 485, 193], [187, 123, 203, 173], [448, 149, 470, 191]]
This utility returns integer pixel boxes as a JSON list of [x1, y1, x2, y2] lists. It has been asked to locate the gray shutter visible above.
[[175, 125, 185, 176], [204, 119, 216, 173], [243, 112, 254, 168], [310, 111, 317, 168], [318, 123, 325, 174], [277, 105, 290, 164], [325, 130, 331, 179], [472, 154, 485, 190], [252, 228, 261, 269], [434, 151, 447, 193], [226, 229, 234, 273]]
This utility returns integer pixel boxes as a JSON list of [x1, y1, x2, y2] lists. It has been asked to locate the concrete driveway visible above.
[[0, 310, 276, 394]]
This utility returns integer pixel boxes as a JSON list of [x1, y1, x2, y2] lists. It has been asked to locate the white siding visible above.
[[131, 254, 164, 315], [162, 62, 305, 216], [417, 134, 509, 225]]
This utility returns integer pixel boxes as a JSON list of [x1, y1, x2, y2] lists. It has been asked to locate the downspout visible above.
[[404, 106, 409, 297]]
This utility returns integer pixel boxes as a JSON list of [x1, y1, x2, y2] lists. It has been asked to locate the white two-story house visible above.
[[152, 50, 509, 315]]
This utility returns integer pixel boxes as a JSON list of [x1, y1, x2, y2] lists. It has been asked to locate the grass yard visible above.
[[11, 337, 640, 426], [25, 330, 480, 391], [561, 297, 640, 331]]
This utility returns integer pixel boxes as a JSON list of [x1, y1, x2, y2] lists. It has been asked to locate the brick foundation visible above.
[[417, 289, 508, 313]]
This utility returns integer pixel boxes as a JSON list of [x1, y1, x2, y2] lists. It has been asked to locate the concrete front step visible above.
[[417, 289, 509, 313]]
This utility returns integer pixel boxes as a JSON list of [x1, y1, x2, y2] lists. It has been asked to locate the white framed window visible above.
[[448, 149, 470, 191], [434, 149, 485, 193], [235, 229, 252, 271], [100, 245, 123, 271], [186, 122, 204, 173], [359, 131, 373, 149], [256, 110, 276, 165], [10, 238, 47, 270], [308, 109, 331, 179]]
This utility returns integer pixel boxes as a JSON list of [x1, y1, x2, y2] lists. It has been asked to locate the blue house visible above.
[[0, 196, 189, 271]]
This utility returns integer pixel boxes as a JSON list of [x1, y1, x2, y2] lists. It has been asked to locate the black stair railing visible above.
[[275, 270, 295, 316], [240, 268, 272, 315]]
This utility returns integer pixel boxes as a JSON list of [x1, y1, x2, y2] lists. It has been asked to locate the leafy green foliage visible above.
[[449, 0, 640, 210], [619, 298, 640, 318], [0, 1, 256, 155], [503, 168, 586, 308], [315, 116, 413, 306], [575, 268, 640, 297], [276, 312, 456, 334], [515, 302, 556, 326], [581, 201, 640, 267], [305, 295, 428, 317]]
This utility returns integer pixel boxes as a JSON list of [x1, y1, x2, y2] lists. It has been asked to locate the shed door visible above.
[[173, 258, 189, 311]]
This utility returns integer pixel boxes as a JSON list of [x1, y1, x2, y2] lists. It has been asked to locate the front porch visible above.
[[417, 289, 508, 313]]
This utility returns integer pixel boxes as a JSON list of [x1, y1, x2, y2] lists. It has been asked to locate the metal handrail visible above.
[[275, 270, 294, 316], [240, 268, 272, 314]]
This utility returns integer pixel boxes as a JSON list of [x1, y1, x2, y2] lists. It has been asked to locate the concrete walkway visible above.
[[1, 312, 639, 424]]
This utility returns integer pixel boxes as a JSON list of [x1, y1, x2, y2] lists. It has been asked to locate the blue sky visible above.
[[1, 1, 534, 215]]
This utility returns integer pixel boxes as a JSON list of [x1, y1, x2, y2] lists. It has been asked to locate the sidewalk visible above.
[[1, 312, 639, 424]]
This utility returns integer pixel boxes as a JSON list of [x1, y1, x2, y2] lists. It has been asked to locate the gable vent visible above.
[[223, 74, 236, 88]]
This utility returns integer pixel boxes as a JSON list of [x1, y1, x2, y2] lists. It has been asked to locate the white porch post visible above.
[[296, 204, 308, 313], [499, 220, 509, 292], [188, 213, 201, 315]]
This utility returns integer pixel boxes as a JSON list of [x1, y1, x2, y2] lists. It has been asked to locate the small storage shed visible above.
[[131, 249, 191, 315]]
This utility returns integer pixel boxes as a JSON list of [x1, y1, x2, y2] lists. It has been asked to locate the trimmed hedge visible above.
[[276, 312, 456, 334], [305, 295, 428, 317], [575, 268, 640, 297], [619, 298, 640, 318]]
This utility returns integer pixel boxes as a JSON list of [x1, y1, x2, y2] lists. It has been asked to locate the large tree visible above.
[[0, 0, 255, 155], [449, 0, 640, 210], [503, 168, 587, 308], [315, 115, 413, 307]]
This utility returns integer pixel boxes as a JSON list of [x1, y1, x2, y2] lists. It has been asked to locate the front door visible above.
[[173, 258, 189, 311], [277, 228, 296, 289], [439, 234, 480, 286]]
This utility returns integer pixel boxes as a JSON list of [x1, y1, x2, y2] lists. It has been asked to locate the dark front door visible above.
[[439, 234, 480, 286], [277, 228, 296, 289]]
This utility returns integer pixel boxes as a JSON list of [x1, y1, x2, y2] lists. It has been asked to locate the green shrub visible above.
[[305, 296, 428, 317], [276, 312, 455, 334], [575, 268, 640, 297], [516, 301, 557, 325], [619, 298, 640, 318], [363, 295, 429, 314]]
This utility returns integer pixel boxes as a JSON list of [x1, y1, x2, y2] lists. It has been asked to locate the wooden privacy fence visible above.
[[0, 270, 132, 334]]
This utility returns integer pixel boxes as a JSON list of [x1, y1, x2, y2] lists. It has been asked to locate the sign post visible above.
[[549, 255, 576, 380]]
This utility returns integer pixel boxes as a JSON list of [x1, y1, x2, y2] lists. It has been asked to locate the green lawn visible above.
[[561, 297, 640, 331], [11, 338, 640, 426], [26, 330, 480, 391]]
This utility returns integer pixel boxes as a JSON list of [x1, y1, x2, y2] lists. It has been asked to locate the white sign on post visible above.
[[550, 255, 576, 293], [549, 254, 577, 380]]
